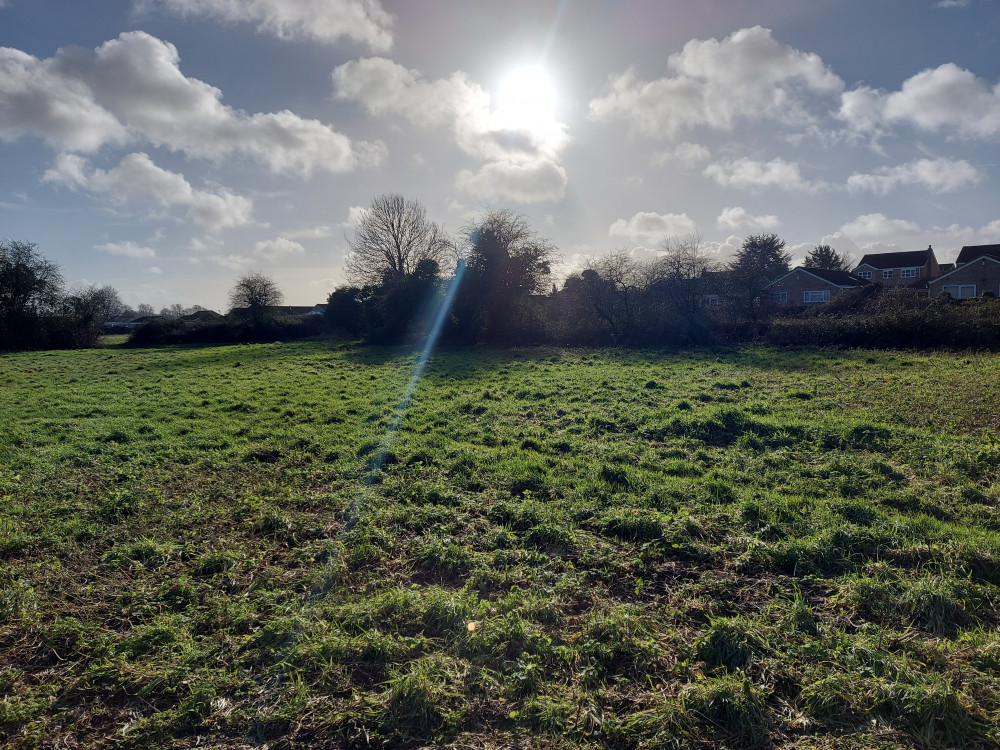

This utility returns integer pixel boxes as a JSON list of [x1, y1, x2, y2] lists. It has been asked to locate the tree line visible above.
[[5, 194, 994, 352]]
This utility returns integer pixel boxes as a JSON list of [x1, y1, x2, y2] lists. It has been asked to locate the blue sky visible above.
[[2, 0, 999, 310]]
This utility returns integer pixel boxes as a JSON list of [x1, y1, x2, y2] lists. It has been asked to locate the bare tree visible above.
[[66, 285, 128, 324], [228, 272, 283, 325], [345, 194, 452, 286], [653, 234, 722, 316], [580, 249, 646, 341]]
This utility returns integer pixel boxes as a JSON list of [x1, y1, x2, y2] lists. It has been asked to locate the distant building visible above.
[[764, 267, 868, 305], [852, 246, 939, 287], [928, 244, 1000, 298]]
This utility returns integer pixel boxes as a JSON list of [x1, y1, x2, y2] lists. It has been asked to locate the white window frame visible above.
[[882, 270, 894, 280], [900, 268, 917, 278], [856, 270, 872, 280], [803, 290, 830, 303], [942, 284, 976, 298]]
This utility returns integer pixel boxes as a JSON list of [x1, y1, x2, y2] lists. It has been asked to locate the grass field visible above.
[[1, 340, 999, 748]]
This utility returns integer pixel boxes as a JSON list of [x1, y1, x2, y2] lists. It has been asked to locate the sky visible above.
[[2, 0, 999, 311]]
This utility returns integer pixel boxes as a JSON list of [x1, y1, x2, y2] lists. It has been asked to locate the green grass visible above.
[[1, 341, 999, 748]]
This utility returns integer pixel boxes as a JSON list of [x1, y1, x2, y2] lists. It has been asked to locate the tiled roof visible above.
[[956, 244, 1000, 265], [797, 267, 868, 286], [855, 248, 934, 269]]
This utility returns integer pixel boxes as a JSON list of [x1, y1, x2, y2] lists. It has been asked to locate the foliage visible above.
[[227, 271, 284, 326], [806, 243, 853, 271], [0, 240, 64, 350], [450, 209, 554, 344]]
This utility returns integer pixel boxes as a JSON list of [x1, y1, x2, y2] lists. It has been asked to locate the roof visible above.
[[956, 244, 1000, 265], [855, 247, 936, 270], [928, 254, 1000, 286], [765, 267, 868, 289], [180, 309, 223, 321]]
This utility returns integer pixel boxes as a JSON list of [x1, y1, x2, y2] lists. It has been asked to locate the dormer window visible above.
[[883, 270, 894, 279], [900, 268, 917, 278], [857, 270, 872, 280]]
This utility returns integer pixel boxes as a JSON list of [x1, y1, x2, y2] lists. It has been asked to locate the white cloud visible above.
[[702, 235, 744, 264], [0, 47, 130, 151], [334, 56, 569, 203], [588, 26, 843, 137], [717, 206, 781, 231], [608, 211, 697, 244], [254, 237, 305, 260], [0, 32, 384, 175], [142, 0, 394, 51], [847, 157, 982, 195], [652, 142, 711, 167], [840, 63, 1000, 139], [148, 266, 162, 274], [455, 158, 567, 204], [44, 152, 254, 230], [95, 240, 157, 258], [284, 225, 332, 240], [189, 254, 255, 270], [841, 213, 921, 240], [704, 157, 821, 192]]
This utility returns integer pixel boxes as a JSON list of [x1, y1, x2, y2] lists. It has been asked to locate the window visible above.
[[856, 270, 872, 280], [803, 290, 830, 303], [900, 268, 917, 278], [942, 284, 976, 298], [882, 270, 894, 279], [772, 291, 788, 304]]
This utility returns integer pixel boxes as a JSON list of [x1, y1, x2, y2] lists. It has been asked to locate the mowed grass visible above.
[[1, 341, 999, 749]]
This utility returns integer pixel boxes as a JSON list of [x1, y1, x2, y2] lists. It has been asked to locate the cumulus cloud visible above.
[[840, 63, 1000, 139], [189, 254, 255, 270], [847, 157, 982, 195], [608, 211, 697, 245], [254, 236, 305, 260], [44, 152, 254, 230], [284, 225, 332, 240], [0, 32, 385, 175], [717, 206, 781, 231], [454, 159, 567, 204], [333, 57, 569, 203], [704, 157, 821, 192], [141, 0, 394, 51], [841, 213, 921, 240], [588, 26, 843, 137], [652, 142, 711, 167], [95, 240, 157, 259]]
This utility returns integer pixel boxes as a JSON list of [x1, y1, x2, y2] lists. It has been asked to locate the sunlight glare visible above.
[[495, 65, 558, 132]]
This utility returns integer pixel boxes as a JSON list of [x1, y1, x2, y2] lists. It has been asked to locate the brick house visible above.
[[852, 246, 939, 287], [764, 267, 868, 306], [928, 244, 1000, 298]]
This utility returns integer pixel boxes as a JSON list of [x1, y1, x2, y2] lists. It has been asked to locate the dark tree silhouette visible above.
[[805, 243, 853, 271], [345, 194, 452, 286], [452, 209, 554, 344], [0, 240, 64, 350], [228, 272, 283, 326], [726, 233, 791, 329]]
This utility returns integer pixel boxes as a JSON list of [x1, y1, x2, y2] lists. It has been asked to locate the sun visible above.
[[494, 65, 558, 133]]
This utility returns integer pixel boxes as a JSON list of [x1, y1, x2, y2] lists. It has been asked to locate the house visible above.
[[764, 267, 868, 305], [928, 244, 1000, 298], [852, 246, 939, 287], [180, 309, 224, 322], [307, 304, 328, 316], [228, 305, 317, 318]]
